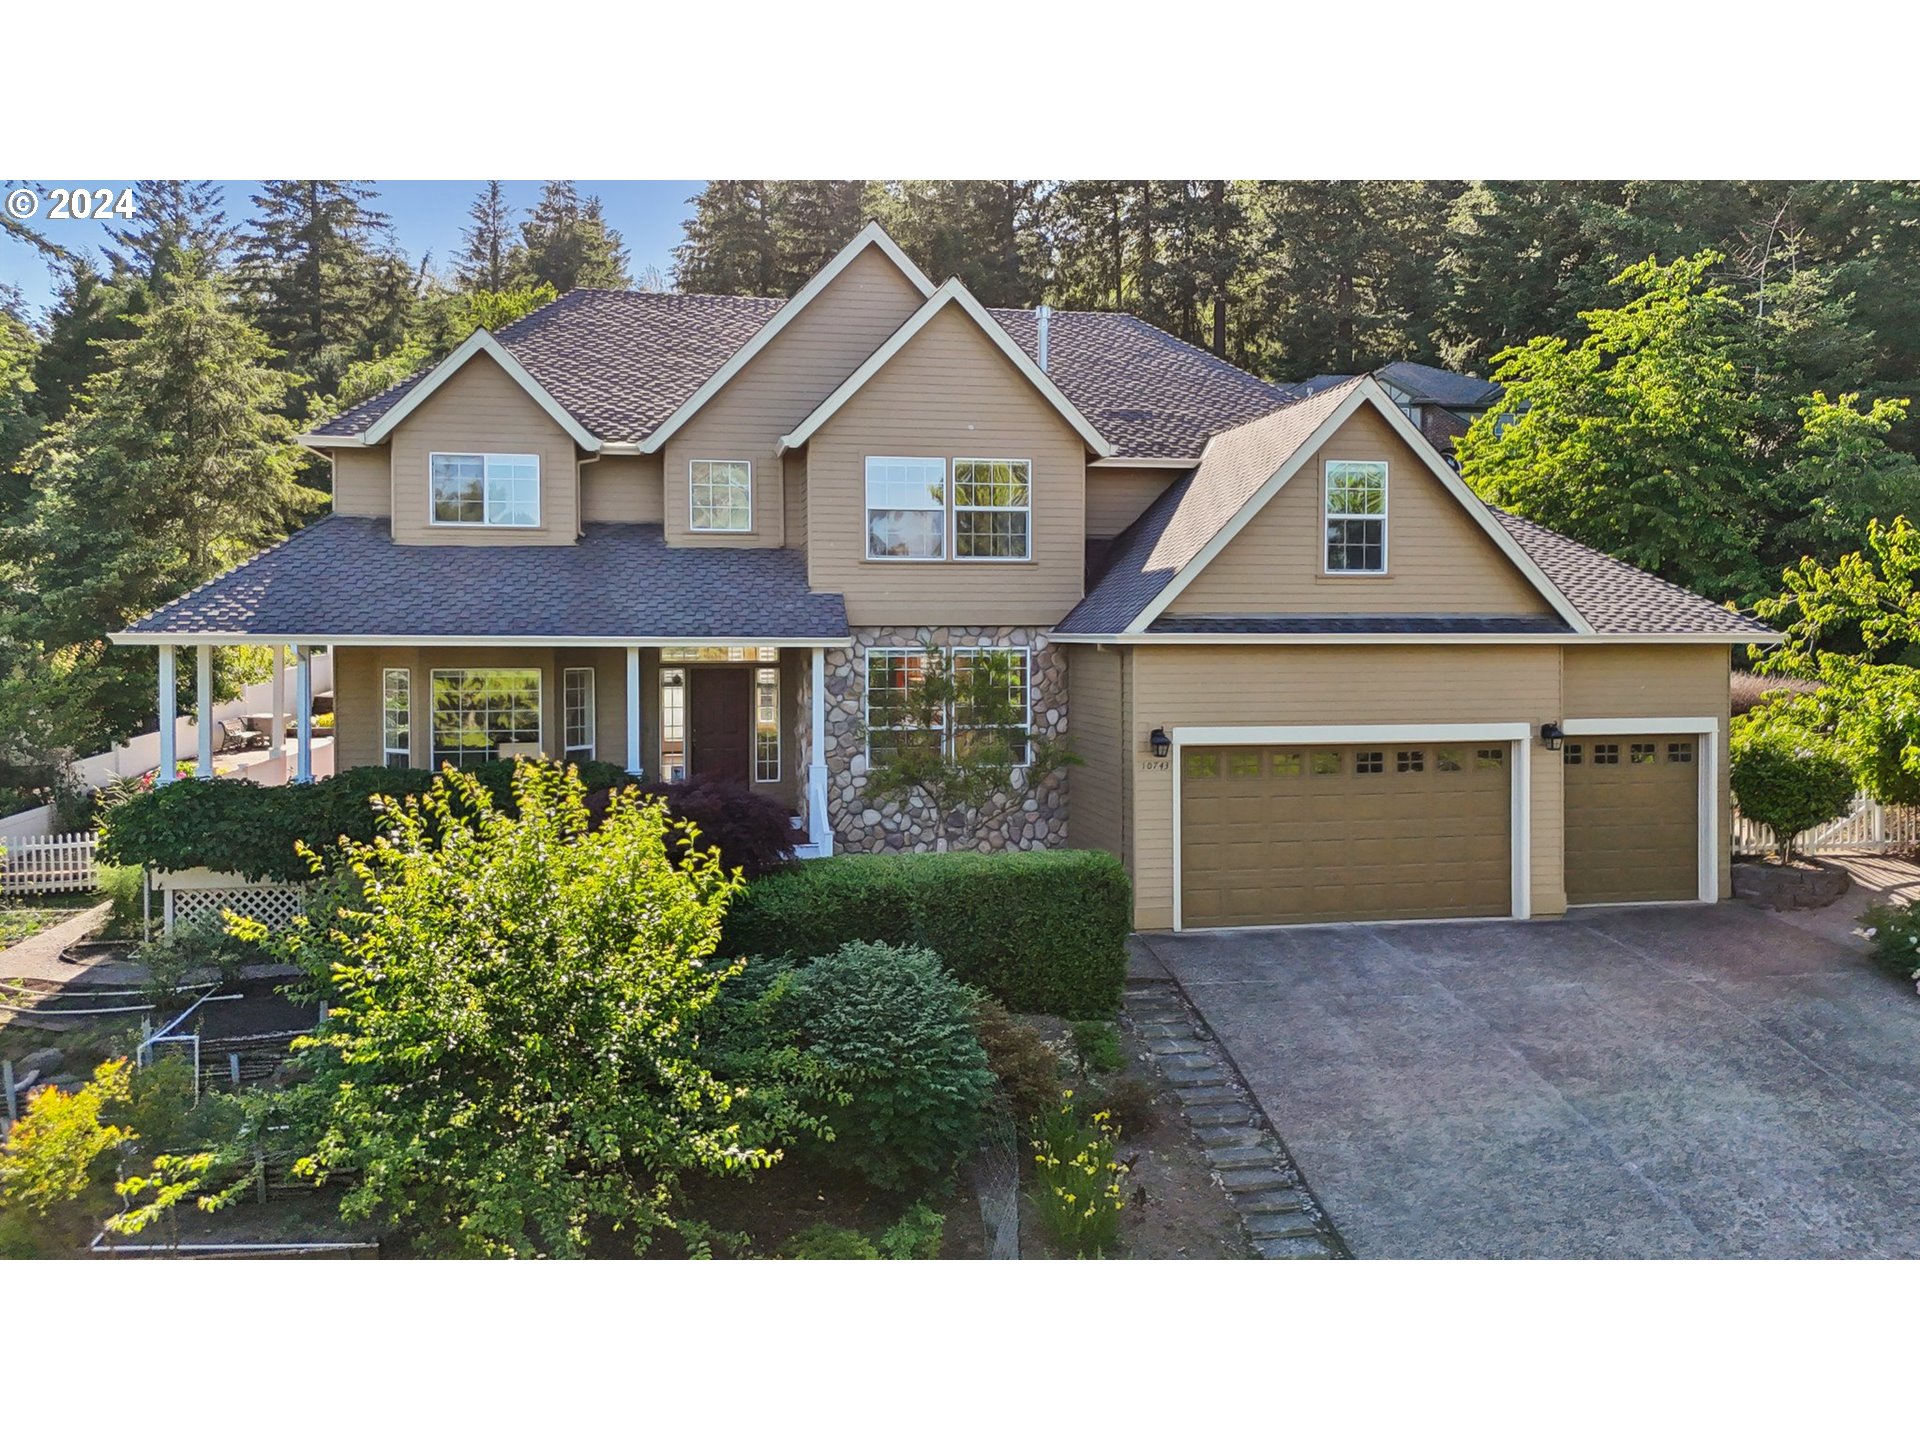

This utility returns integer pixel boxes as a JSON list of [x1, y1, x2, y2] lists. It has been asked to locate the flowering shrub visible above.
[[1858, 900, 1920, 993], [1030, 1093, 1128, 1258]]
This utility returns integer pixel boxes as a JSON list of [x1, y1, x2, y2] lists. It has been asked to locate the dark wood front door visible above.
[[689, 669, 752, 782]]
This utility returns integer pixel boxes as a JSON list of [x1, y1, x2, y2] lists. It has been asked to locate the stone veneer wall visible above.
[[823, 626, 1069, 853], [793, 655, 814, 832]]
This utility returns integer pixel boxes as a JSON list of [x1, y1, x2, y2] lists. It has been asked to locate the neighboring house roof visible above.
[[1059, 378, 1775, 641], [779, 280, 1113, 458], [308, 287, 1300, 461], [111, 518, 851, 644], [1374, 360, 1501, 411], [1296, 362, 1501, 413]]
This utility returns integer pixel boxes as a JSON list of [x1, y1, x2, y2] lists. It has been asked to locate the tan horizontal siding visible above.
[[329, 449, 389, 517], [1169, 407, 1551, 616], [1565, 643, 1732, 899], [388, 353, 580, 546], [1087, 468, 1177, 540], [784, 451, 807, 550], [582, 455, 664, 524], [808, 305, 1088, 627], [1065, 644, 1126, 859], [1123, 644, 1567, 928], [663, 246, 924, 550]]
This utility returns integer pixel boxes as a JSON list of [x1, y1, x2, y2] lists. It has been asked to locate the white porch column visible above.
[[625, 645, 643, 777], [808, 646, 831, 855], [195, 644, 215, 778], [294, 644, 314, 784], [268, 643, 287, 757], [156, 646, 178, 786]]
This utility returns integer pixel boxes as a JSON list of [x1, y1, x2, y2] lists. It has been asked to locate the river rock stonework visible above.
[[823, 626, 1069, 853]]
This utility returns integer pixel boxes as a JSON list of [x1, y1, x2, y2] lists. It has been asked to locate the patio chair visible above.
[[216, 718, 270, 754]]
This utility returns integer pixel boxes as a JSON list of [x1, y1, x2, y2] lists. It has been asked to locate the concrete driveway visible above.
[[1140, 900, 1920, 1258]]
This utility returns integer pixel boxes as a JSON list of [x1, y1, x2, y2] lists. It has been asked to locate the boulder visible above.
[[16, 1047, 63, 1077]]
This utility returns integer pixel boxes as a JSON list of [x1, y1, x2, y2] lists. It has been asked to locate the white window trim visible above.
[[563, 666, 596, 759], [428, 667, 544, 765], [951, 644, 1033, 764], [862, 645, 1032, 765], [688, 459, 754, 533], [863, 647, 942, 759], [865, 456, 949, 563], [381, 667, 410, 767], [754, 665, 781, 783], [1168, 723, 1532, 933], [952, 458, 1033, 563], [1322, 458, 1389, 576], [428, 451, 543, 529]]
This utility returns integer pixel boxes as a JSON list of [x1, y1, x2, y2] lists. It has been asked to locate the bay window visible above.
[[431, 668, 541, 766], [431, 453, 541, 527]]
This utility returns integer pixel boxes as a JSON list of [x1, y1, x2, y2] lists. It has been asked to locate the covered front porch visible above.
[[137, 638, 837, 858]]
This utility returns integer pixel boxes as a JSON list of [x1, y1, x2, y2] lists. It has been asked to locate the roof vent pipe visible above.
[[1036, 304, 1051, 372]]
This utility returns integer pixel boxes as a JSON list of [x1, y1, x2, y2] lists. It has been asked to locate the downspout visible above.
[[576, 450, 603, 540]]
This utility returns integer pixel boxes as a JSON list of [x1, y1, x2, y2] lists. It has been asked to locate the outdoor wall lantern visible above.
[[1539, 722, 1565, 751], [1149, 727, 1172, 758]]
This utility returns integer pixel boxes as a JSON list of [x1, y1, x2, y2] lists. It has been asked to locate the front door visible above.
[[689, 668, 752, 782]]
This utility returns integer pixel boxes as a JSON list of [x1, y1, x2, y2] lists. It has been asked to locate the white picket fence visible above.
[[1732, 792, 1920, 857], [0, 831, 100, 895]]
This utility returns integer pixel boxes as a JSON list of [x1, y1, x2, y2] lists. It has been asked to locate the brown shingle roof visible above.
[[310, 290, 1301, 460]]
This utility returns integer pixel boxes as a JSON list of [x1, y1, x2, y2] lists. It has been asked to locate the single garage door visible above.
[[1179, 742, 1512, 928], [1563, 735, 1699, 904]]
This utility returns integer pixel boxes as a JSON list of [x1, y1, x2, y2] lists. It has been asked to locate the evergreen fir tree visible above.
[[768, 181, 869, 293], [9, 263, 321, 742], [103, 181, 238, 280], [455, 181, 523, 291], [28, 260, 146, 430], [520, 182, 632, 292], [671, 181, 778, 295]]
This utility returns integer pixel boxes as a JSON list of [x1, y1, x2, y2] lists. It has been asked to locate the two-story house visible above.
[[113, 223, 1773, 932]]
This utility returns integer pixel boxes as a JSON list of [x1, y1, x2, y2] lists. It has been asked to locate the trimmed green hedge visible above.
[[99, 759, 631, 882], [722, 849, 1131, 1018]]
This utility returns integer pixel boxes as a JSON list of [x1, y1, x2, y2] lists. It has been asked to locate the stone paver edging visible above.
[[1123, 977, 1349, 1260]]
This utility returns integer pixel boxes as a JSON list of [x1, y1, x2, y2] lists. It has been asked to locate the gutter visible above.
[[108, 632, 858, 648]]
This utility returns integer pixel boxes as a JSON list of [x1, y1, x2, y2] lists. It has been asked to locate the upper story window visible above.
[[689, 460, 752, 532], [431, 452, 540, 528], [1324, 459, 1387, 573], [867, 457, 947, 560], [953, 459, 1031, 560]]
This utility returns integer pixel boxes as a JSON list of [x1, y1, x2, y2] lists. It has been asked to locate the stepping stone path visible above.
[[1122, 979, 1348, 1261]]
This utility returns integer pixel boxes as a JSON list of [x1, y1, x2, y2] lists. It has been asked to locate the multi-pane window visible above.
[[1396, 750, 1425, 773], [1565, 743, 1584, 765], [1476, 748, 1506, 769], [1436, 749, 1464, 772], [381, 668, 410, 767], [689, 460, 752, 532], [1312, 751, 1342, 776], [865, 649, 935, 762], [659, 669, 687, 781], [866, 457, 947, 559], [951, 647, 1031, 763], [431, 453, 540, 527], [1271, 751, 1304, 776], [1228, 752, 1262, 778], [430, 669, 541, 766], [1325, 460, 1387, 573], [953, 459, 1031, 560], [754, 667, 780, 782], [1355, 750, 1386, 774], [659, 646, 777, 663], [1185, 751, 1218, 780], [1592, 743, 1620, 765], [563, 667, 595, 760], [1669, 742, 1695, 764], [1631, 743, 1658, 765]]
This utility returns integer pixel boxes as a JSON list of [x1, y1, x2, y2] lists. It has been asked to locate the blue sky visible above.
[[1, 180, 700, 318]]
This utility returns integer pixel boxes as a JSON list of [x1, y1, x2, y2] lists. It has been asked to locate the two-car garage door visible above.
[[1177, 731, 1703, 928]]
